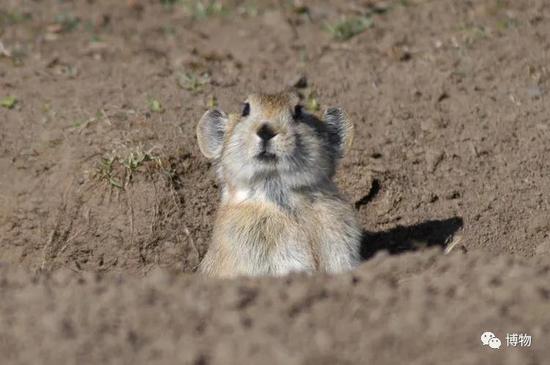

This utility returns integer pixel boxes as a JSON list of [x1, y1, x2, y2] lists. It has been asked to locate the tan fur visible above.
[[196, 91, 362, 277]]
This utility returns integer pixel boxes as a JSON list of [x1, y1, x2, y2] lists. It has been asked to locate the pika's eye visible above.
[[241, 102, 250, 117], [293, 105, 303, 119]]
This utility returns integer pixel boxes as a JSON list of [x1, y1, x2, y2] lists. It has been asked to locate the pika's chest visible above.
[[217, 203, 298, 247], [214, 202, 317, 274]]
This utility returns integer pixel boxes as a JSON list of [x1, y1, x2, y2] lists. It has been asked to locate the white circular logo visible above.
[[481, 331, 495, 345], [489, 337, 502, 349]]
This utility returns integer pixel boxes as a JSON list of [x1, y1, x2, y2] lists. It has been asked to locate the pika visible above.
[[196, 91, 362, 277]]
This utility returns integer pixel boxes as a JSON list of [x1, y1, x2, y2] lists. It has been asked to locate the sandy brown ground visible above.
[[0, 0, 549, 364]]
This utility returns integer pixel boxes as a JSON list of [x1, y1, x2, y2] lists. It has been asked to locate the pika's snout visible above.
[[257, 123, 277, 142]]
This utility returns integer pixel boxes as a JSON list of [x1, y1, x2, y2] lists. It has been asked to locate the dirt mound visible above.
[[1, 0, 549, 363], [1, 251, 549, 364]]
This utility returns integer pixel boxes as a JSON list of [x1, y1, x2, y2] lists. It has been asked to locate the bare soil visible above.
[[0, 0, 549, 364]]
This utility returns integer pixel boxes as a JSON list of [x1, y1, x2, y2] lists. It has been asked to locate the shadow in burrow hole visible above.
[[355, 179, 464, 261]]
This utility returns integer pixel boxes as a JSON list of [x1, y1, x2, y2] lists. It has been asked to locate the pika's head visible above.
[[196, 91, 353, 189]]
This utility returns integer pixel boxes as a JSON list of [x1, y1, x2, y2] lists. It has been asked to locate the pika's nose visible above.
[[257, 124, 277, 141]]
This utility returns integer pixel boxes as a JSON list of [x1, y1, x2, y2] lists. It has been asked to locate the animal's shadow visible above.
[[360, 217, 464, 260]]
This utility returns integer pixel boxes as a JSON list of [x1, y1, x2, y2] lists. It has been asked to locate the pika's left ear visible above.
[[196, 109, 228, 159], [323, 107, 354, 158]]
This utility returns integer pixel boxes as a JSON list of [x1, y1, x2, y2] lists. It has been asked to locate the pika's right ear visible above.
[[196, 109, 228, 159], [323, 107, 354, 159]]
